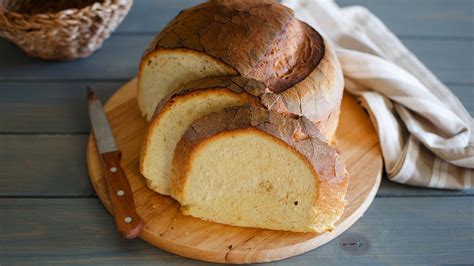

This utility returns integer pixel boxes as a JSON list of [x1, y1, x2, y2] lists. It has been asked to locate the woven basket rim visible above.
[[0, 0, 129, 18]]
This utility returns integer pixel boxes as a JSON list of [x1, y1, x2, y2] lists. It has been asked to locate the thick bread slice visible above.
[[137, 0, 343, 141], [140, 76, 286, 195], [171, 105, 348, 233]]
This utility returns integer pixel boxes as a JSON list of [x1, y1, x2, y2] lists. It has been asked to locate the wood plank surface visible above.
[[0, 83, 471, 134], [115, 0, 204, 34], [0, 37, 472, 85], [1, 135, 472, 198], [0, 82, 121, 133], [337, 0, 474, 38], [114, 0, 474, 38], [1, 198, 472, 265], [0, 135, 93, 197], [378, 178, 474, 197], [403, 38, 473, 85], [0, 36, 150, 81]]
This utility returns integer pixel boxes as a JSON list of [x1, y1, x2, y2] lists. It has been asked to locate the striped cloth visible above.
[[283, 0, 473, 189]]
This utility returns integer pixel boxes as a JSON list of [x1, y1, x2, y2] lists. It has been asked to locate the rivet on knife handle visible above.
[[87, 87, 144, 239], [101, 150, 144, 239]]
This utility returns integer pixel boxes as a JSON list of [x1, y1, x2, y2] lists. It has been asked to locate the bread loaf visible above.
[[140, 75, 287, 195], [137, 0, 344, 141], [138, 0, 349, 232], [171, 105, 348, 232]]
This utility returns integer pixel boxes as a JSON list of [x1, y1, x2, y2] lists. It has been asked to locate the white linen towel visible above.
[[283, 0, 473, 189]]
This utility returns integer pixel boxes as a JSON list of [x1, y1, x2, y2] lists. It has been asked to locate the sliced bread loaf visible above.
[[140, 76, 287, 195], [137, 0, 344, 141], [171, 105, 348, 233]]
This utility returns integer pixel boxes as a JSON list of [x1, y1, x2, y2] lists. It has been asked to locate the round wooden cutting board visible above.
[[87, 79, 382, 264]]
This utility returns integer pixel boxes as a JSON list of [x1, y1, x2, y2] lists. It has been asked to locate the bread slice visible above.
[[140, 76, 287, 195], [138, 49, 236, 121], [137, 0, 344, 141], [171, 105, 348, 233]]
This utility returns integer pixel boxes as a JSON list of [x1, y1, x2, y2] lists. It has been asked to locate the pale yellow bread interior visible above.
[[137, 49, 236, 121], [140, 89, 251, 195], [171, 106, 348, 232], [172, 129, 322, 232]]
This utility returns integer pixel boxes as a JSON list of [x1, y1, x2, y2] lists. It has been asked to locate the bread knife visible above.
[[87, 88, 144, 239]]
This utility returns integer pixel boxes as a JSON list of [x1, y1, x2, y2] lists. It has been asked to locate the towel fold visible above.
[[283, 0, 473, 189]]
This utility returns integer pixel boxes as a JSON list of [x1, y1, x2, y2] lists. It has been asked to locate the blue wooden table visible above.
[[1, 0, 473, 264]]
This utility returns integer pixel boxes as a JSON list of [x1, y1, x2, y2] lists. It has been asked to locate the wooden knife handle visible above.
[[101, 151, 144, 239]]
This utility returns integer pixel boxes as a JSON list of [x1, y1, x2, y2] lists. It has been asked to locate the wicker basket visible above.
[[0, 0, 133, 60]]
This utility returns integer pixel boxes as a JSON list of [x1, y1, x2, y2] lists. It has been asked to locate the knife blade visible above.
[[87, 87, 144, 239]]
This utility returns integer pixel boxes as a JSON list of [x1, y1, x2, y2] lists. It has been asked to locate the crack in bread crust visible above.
[[151, 75, 290, 120]]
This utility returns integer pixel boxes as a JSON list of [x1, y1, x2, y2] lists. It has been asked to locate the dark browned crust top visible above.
[[246, 21, 325, 94], [146, 0, 325, 93]]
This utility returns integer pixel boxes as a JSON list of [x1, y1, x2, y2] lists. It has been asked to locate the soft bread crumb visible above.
[[138, 49, 235, 121], [179, 130, 320, 232], [140, 89, 250, 195]]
